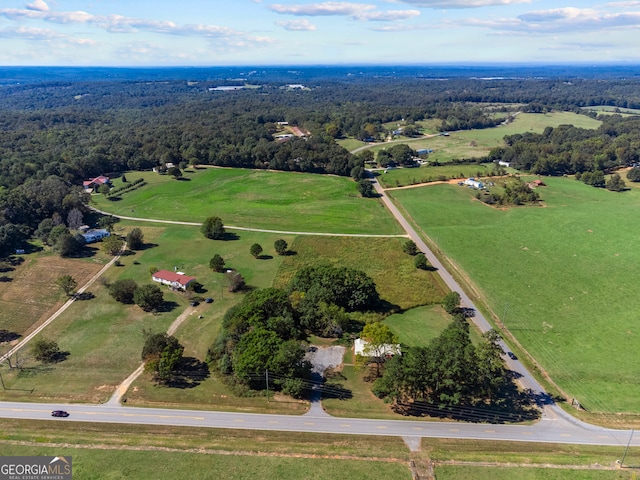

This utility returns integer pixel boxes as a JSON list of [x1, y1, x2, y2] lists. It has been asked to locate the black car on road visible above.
[[51, 410, 69, 417]]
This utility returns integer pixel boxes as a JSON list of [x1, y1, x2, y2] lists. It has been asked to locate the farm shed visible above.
[[464, 178, 484, 189], [81, 229, 110, 244], [152, 270, 196, 290]]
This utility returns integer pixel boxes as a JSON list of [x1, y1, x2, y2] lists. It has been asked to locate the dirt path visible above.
[[106, 305, 196, 405]]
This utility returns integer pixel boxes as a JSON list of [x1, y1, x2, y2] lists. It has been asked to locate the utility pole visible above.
[[265, 370, 269, 403], [0, 370, 6, 390], [621, 429, 634, 467]]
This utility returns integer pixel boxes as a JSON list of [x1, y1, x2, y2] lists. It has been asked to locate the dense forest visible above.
[[2, 68, 640, 255]]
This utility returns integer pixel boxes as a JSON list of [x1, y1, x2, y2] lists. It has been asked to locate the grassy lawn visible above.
[[389, 177, 640, 417], [434, 466, 631, 479], [0, 224, 292, 407], [337, 138, 367, 151], [273, 236, 447, 311], [92, 168, 402, 235], [385, 305, 476, 347]]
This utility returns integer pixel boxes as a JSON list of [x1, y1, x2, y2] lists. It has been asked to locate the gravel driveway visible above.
[[305, 346, 346, 376]]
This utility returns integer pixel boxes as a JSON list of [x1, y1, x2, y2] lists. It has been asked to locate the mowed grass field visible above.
[[92, 168, 402, 235], [376, 164, 497, 189], [390, 177, 640, 416], [0, 252, 109, 357], [273, 236, 448, 311]]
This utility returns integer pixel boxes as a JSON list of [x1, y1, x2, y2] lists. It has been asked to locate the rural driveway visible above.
[[304, 346, 345, 417]]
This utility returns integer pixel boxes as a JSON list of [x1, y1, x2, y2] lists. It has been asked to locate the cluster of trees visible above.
[[476, 178, 540, 206], [108, 278, 164, 312], [142, 333, 184, 384], [373, 316, 510, 409], [207, 264, 381, 396]]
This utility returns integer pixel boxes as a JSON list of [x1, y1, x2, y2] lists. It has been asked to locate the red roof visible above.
[[83, 176, 110, 187], [152, 270, 196, 286]]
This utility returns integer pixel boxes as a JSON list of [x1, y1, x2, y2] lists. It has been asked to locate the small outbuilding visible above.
[[152, 270, 196, 291], [354, 338, 401, 358], [81, 229, 110, 244], [464, 177, 484, 189]]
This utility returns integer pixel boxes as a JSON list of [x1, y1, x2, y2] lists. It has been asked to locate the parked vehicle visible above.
[[51, 410, 69, 417]]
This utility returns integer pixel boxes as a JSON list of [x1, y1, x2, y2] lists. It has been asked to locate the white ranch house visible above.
[[152, 270, 196, 291]]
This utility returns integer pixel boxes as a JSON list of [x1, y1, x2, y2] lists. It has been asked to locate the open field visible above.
[[337, 138, 367, 151], [0, 421, 411, 479], [0, 252, 110, 357], [273, 236, 448, 311], [362, 112, 601, 166], [582, 105, 640, 116], [389, 177, 640, 417], [92, 168, 402, 235]]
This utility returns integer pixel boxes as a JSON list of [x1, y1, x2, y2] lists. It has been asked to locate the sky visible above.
[[0, 0, 639, 66]]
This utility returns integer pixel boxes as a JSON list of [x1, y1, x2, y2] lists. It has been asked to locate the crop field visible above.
[[389, 177, 640, 417], [0, 253, 108, 357], [272, 236, 448, 311], [92, 168, 402, 235]]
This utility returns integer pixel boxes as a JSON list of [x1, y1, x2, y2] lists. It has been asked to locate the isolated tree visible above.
[[167, 166, 182, 179], [98, 183, 110, 195], [606, 173, 626, 192], [360, 322, 399, 377], [209, 254, 226, 272], [149, 266, 159, 275], [134, 284, 164, 312], [403, 240, 418, 256], [414, 253, 428, 270], [126, 227, 144, 250], [102, 235, 124, 255], [274, 239, 288, 256], [121, 174, 128, 183], [225, 271, 246, 292], [201, 216, 225, 240], [443, 291, 461, 314], [142, 333, 184, 383], [250, 243, 263, 258], [56, 275, 77, 296], [109, 278, 138, 304], [358, 179, 374, 198], [32, 338, 61, 363]]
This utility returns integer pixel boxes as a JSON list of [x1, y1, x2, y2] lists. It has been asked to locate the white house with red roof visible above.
[[151, 270, 196, 290], [83, 175, 111, 192]]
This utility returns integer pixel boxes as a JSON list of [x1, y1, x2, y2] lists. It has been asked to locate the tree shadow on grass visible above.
[[0, 330, 20, 343], [257, 255, 273, 260], [0, 276, 12, 283], [176, 177, 191, 181], [167, 357, 210, 389], [135, 243, 159, 252], [320, 381, 353, 400], [224, 232, 240, 241], [284, 250, 297, 256], [156, 301, 180, 313]]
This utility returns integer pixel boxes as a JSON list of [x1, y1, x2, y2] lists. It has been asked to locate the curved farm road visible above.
[[89, 207, 407, 238]]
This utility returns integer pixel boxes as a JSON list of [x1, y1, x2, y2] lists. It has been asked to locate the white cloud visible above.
[[26, 0, 49, 12], [269, 2, 376, 16], [0, 25, 96, 45], [356, 9, 420, 21], [275, 19, 317, 30], [395, 0, 530, 8]]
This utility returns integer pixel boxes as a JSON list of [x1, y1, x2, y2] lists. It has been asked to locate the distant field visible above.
[[360, 112, 601, 165], [390, 177, 640, 416], [92, 168, 402, 235], [582, 105, 640, 116], [376, 164, 496, 189], [273, 236, 447, 311]]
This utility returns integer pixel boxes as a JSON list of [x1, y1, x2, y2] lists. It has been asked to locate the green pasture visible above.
[[273, 236, 447, 311], [582, 105, 640, 116], [92, 168, 402, 235], [0, 444, 411, 480], [389, 177, 640, 415], [337, 138, 367, 151], [0, 224, 291, 407], [376, 164, 498, 189]]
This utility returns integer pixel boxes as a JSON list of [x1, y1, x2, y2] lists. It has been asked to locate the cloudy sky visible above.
[[0, 0, 638, 66]]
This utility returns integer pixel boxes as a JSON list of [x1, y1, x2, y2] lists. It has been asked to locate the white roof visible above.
[[354, 338, 401, 357]]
